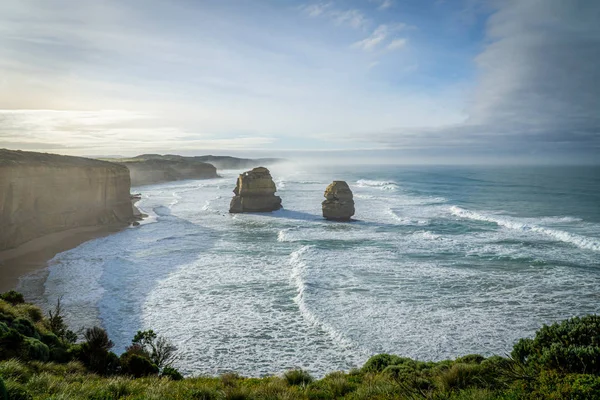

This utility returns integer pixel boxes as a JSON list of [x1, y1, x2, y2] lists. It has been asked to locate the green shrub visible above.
[[11, 319, 36, 339], [131, 330, 178, 369], [78, 327, 119, 375], [15, 305, 42, 323], [49, 346, 71, 363], [361, 354, 414, 373], [22, 337, 49, 362], [220, 372, 241, 387], [39, 332, 60, 348], [161, 366, 183, 381], [120, 353, 159, 378], [0, 323, 7, 336], [436, 363, 487, 392], [511, 314, 600, 374], [0, 292, 24, 306], [456, 354, 486, 364], [283, 369, 313, 386], [323, 372, 356, 397]]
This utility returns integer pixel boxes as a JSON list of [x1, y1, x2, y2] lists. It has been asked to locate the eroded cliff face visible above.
[[118, 158, 219, 186], [0, 149, 134, 251]]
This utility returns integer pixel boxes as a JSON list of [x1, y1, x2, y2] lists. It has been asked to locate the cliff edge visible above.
[[0, 149, 134, 251], [110, 155, 219, 186]]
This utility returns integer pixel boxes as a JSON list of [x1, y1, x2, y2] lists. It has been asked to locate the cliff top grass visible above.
[[1, 290, 600, 399], [0, 149, 128, 171]]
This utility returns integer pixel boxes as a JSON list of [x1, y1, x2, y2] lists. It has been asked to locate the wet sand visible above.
[[0, 224, 128, 293]]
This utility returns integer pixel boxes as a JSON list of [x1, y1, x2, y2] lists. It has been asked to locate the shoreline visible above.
[[0, 198, 146, 293], [0, 223, 129, 293]]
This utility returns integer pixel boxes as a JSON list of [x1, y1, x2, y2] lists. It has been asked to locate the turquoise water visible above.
[[27, 164, 600, 377]]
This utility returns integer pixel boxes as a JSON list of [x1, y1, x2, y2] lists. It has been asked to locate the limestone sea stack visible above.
[[229, 167, 282, 213], [322, 181, 355, 221]]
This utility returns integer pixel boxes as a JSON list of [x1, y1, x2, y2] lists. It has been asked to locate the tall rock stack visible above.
[[229, 167, 282, 213], [322, 181, 355, 221]]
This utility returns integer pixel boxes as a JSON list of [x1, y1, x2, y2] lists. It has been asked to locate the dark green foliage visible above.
[[361, 354, 421, 373], [132, 330, 177, 369], [161, 366, 183, 380], [0, 292, 24, 306], [120, 353, 159, 378], [283, 369, 313, 386], [39, 332, 60, 347], [10, 319, 36, 339], [78, 327, 119, 375], [4, 381, 31, 400], [84, 327, 113, 353], [512, 314, 600, 374], [49, 346, 72, 363], [0, 376, 6, 400], [436, 363, 488, 391], [0, 323, 7, 335], [22, 337, 49, 362], [0, 329, 24, 360], [456, 354, 486, 364], [47, 298, 77, 344]]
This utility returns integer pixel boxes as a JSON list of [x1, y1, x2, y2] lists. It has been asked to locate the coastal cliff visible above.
[[110, 155, 219, 186], [0, 149, 134, 251]]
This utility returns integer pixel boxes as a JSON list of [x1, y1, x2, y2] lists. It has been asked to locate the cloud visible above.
[[353, 25, 389, 50], [330, 9, 369, 29], [346, 0, 600, 161], [387, 38, 407, 50], [370, 0, 394, 10], [301, 3, 368, 29], [353, 24, 409, 51], [0, 110, 275, 154], [301, 2, 332, 17]]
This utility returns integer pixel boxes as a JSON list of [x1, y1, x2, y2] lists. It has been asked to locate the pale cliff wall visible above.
[[119, 159, 219, 186], [0, 149, 134, 251]]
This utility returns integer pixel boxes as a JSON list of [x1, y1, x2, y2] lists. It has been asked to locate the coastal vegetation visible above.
[[1, 291, 599, 399]]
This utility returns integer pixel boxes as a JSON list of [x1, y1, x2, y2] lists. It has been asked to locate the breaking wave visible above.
[[449, 206, 600, 252]]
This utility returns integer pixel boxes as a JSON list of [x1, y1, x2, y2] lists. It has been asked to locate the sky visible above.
[[0, 0, 599, 163]]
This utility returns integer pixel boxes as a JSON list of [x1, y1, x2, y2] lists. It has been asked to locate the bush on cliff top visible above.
[[512, 314, 600, 374], [1, 291, 599, 399]]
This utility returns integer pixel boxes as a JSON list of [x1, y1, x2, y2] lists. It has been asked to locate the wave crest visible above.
[[449, 206, 599, 252]]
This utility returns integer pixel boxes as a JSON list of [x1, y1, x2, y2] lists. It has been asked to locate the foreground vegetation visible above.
[[1, 291, 599, 399]]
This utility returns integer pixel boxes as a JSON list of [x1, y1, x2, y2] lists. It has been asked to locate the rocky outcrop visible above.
[[322, 181, 355, 221], [0, 149, 134, 251], [229, 167, 282, 213], [120, 158, 218, 186]]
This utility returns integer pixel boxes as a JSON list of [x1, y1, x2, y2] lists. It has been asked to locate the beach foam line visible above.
[[289, 246, 367, 355], [449, 206, 600, 252]]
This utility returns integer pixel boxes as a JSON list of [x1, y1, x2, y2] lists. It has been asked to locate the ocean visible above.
[[20, 164, 600, 377]]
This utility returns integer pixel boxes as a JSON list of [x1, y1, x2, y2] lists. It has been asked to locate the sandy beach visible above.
[[0, 223, 128, 293]]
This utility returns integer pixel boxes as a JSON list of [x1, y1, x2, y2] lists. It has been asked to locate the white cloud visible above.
[[387, 38, 407, 50], [370, 0, 394, 10], [301, 2, 332, 17], [331, 9, 368, 29], [353, 25, 389, 50]]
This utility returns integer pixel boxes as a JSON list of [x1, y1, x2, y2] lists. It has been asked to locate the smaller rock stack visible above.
[[229, 167, 282, 213], [322, 181, 355, 221]]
